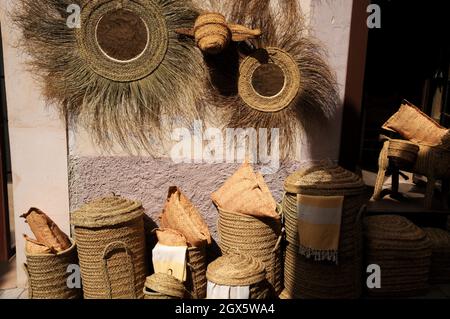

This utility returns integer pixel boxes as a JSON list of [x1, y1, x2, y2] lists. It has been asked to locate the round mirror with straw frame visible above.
[[13, 0, 206, 153]]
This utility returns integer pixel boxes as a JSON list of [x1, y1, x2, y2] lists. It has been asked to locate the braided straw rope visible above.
[[282, 163, 366, 299], [423, 228, 450, 284], [217, 207, 283, 295], [238, 47, 301, 113], [72, 197, 147, 299], [194, 12, 230, 54], [364, 215, 432, 297], [76, 0, 168, 82], [25, 240, 81, 299], [207, 253, 270, 299], [185, 246, 208, 299], [143, 273, 186, 299]]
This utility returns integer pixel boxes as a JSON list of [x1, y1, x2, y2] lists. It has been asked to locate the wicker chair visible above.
[[373, 138, 450, 209]]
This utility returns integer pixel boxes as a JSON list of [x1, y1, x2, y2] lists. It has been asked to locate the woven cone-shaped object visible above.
[[282, 162, 366, 299], [25, 240, 81, 299], [185, 246, 208, 299], [71, 196, 147, 299], [13, 0, 206, 153], [423, 228, 450, 284], [217, 207, 283, 296], [143, 273, 186, 299], [206, 253, 270, 299], [364, 216, 432, 298]]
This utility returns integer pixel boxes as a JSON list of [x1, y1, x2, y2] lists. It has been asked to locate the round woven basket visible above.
[[217, 207, 283, 296], [364, 215, 432, 297], [206, 253, 270, 299], [25, 240, 81, 299], [387, 139, 420, 167], [143, 273, 186, 299], [282, 163, 366, 299], [423, 228, 450, 284], [185, 246, 207, 299], [71, 196, 147, 299]]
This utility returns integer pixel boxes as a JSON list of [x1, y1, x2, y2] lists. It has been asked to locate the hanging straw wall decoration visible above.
[[201, 0, 339, 157], [13, 0, 206, 153]]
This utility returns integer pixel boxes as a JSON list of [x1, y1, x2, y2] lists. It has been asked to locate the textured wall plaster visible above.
[[69, 156, 302, 240]]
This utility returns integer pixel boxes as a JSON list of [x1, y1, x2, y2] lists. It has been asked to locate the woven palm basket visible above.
[[217, 207, 283, 296], [25, 240, 81, 299], [206, 253, 270, 299], [282, 163, 366, 299], [387, 139, 420, 167], [143, 273, 186, 299], [364, 215, 432, 297], [71, 196, 147, 299], [423, 228, 450, 284], [185, 246, 208, 299]]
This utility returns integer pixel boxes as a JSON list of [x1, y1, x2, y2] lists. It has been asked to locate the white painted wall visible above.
[[0, 0, 71, 288]]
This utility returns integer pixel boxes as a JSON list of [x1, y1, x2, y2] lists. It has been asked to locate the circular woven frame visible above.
[[217, 207, 283, 295], [238, 47, 301, 113], [25, 240, 81, 299], [143, 273, 185, 299], [76, 0, 168, 82]]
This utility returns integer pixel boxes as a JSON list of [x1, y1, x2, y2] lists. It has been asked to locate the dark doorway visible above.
[[360, 0, 450, 172]]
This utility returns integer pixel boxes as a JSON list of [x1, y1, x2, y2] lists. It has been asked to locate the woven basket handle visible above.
[[23, 263, 33, 299], [102, 241, 137, 299]]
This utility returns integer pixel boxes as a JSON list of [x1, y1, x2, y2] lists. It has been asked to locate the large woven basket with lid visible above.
[[217, 207, 283, 296], [71, 196, 147, 299], [143, 273, 186, 299], [206, 253, 270, 299], [282, 163, 366, 299]]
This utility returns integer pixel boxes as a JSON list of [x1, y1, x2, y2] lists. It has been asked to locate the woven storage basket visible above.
[[364, 215, 432, 298], [387, 139, 420, 167], [24, 240, 81, 299], [143, 273, 186, 299], [423, 228, 450, 284], [185, 246, 207, 299], [71, 196, 147, 299], [282, 163, 366, 299], [217, 207, 283, 296], [206, 253, 270, 299]]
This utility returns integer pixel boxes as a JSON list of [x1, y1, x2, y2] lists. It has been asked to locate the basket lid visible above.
[[71, 196, 144, 228], [144, 273, 185, 299], [284, 162, 365, 195], [206, 253, 266, 286]]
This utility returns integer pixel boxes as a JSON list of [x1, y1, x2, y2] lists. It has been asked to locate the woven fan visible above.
[[13, 0, 206, 153], [202, 0, 339, 158]]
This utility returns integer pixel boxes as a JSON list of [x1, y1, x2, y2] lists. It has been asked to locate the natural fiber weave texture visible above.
[[206, 253, 270, 299], [185, 246, 208, 299], [217, 207, 283, 295], [387, 139, 420, 166], [423, 228, 450, 284], [72, 196, 147, 299], [13, 0, 206, 154], [202, 0, 339, 158], [25, 241, 81, 299], [282, 163, 365, 299], [143, 273, 186, 299], [364, 215, 432, 298]]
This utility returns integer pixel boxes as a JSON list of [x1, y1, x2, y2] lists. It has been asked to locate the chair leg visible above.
[[373, 142, 390, 201], [391, 167, 400, 196], [425, 176, 436, 209]]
